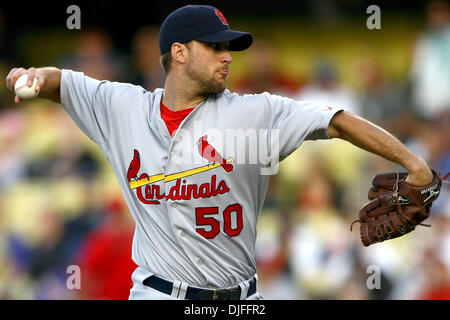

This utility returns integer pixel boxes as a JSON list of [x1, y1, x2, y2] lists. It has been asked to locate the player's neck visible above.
[[163, 75, 207, 111]]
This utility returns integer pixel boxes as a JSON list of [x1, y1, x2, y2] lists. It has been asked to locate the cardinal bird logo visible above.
[[197, 135, 233, 173], [214, 8, 228, 26], [127, 149, 141, 182]]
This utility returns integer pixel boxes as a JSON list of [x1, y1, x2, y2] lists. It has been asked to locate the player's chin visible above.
[[214, 83, 227, 93], [210, 79, 227, 93]]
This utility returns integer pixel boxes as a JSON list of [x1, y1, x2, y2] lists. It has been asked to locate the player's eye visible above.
[[208, 43, 219, 50], [207, 42, 230, 51]]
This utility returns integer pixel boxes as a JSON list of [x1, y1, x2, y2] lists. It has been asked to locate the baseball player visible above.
[[6, 5, 435, 300]]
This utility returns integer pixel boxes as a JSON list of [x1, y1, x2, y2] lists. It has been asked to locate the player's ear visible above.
[[171, 42, 188, 64]]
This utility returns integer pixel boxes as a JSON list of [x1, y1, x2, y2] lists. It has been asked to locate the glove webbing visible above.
[[349, 172, 430, 232], [392, 173, 431, 229]]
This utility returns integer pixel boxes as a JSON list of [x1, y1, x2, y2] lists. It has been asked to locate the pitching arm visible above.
[[326, 110, 433, 186]]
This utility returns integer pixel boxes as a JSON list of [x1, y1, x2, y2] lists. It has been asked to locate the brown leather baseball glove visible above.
[[351, 169, 448, 246]]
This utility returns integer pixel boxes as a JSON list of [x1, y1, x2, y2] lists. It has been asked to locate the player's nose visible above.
[[221, 51, 233, 64]]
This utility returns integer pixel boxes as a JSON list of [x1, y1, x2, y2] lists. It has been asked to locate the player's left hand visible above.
[[351, 169, 449, 246], [404, 159, 434, 186]]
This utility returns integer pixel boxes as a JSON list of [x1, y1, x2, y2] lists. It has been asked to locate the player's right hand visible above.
[[5, 67, 43, 103]]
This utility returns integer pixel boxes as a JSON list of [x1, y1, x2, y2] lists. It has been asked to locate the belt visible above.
[[142, 275, 257, 300]]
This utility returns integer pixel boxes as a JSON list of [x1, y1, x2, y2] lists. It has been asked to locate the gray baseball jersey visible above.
[[60, 69, 343, 289]]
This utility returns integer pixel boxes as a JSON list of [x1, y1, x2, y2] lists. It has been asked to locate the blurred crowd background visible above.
[[0, 0, 449, 299]]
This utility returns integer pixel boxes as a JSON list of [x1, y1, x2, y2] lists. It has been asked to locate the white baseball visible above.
[[14, 74, 39, 99]]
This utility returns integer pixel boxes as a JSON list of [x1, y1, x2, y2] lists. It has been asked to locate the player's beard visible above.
[[186, 58, 227, 95]]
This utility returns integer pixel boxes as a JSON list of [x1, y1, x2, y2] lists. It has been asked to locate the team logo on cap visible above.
[[215, 8, 228, 26]]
